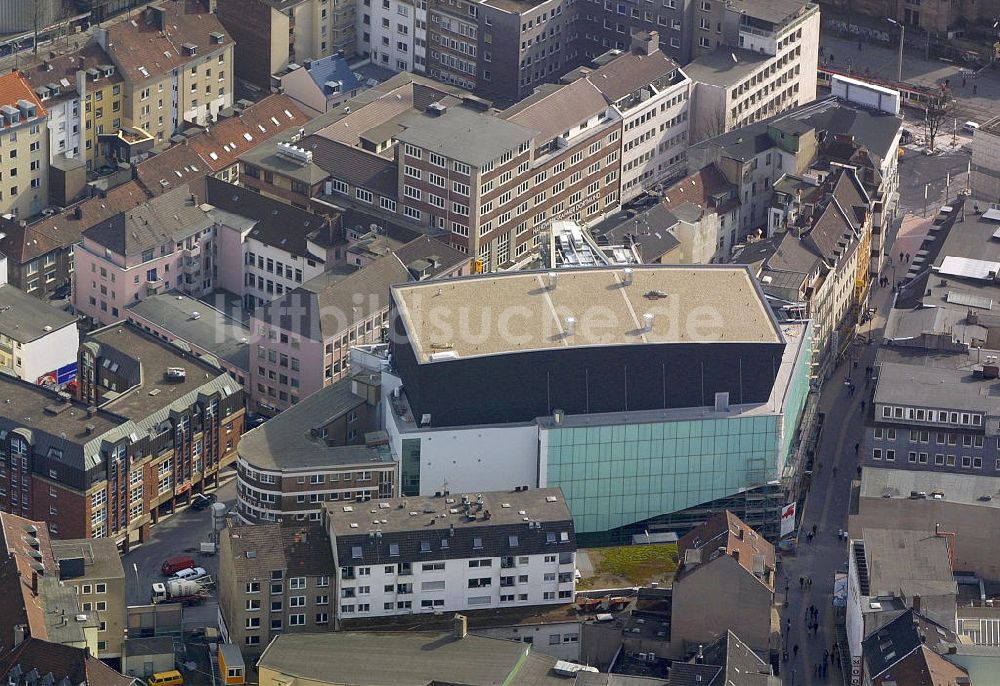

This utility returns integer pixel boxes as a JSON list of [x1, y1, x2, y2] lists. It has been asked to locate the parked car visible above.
[[190, 492, 217, 510], [172, 566, 208, 581], [963, 121, 980, 134], [160, 555, 196, 576]]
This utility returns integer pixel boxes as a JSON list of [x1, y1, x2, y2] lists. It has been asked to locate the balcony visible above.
[[145, 277, 165, 296]]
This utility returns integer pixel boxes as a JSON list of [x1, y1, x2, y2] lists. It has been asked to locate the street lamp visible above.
[[887, 18, 905, 84]]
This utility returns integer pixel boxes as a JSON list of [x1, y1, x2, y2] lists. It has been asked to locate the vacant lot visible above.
[[577, 544, 678, 590]]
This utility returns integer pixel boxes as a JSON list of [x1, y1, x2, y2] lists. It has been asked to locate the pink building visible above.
[[73, 185, 216, 325], [250, 237, 470, 415]]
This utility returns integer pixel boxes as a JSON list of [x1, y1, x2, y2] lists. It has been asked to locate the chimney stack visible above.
[[453, 614, 468, 639], [913, 595, 922, 613]]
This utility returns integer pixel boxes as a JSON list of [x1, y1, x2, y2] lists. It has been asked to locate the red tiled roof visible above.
[[0, 72, 46, 125], [106, 0, 231, 83], [676, 511, 776, 587], [21, 43, 121, 105], [662, 165, 735, 215], [0, 181, 148, 262], [188, 94, 310, 171], [872, 646, 968, 686], [0, 513, 56, 642]]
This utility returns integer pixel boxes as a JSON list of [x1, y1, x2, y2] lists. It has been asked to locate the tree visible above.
[[923, 97, 956, 152]]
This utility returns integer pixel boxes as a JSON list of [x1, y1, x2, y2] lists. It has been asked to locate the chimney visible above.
[[453, 614, 468, 639], [913, 595, 921, 613], [631, 31, 659, 56], [695, 645, 704, 664], [13, 625, 25, 647], [31, 571, 38, 596]]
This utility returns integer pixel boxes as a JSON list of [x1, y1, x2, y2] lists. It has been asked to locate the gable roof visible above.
[[83, 184, 213, 256], [105, 0, 231, 83], [585, 49, 680, 103], [675, 511, 775, 589], [22, 43, 121, 105], [502, 79, 609, 141], [188, 95, 309, 172], [871, 645, 968, 686], [0, 637, 135, 686], [662, 165, 738, 217], [0, 72, 46, 124], [135, 143, 208, 196], [0, 181, 148, 263], [862, 609, 961, 681], [205, 176, 337, 259], [303, 54, 363, 93]]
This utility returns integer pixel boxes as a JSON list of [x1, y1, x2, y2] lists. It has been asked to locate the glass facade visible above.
[[545, 416, 780, 534], [400, 438, 421, 496], [778, 330, 813, 474]]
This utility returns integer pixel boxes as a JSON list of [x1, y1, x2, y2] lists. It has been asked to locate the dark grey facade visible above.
[[389, 303, 786, 427]]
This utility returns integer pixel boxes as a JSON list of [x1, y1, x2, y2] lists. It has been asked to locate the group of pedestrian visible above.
[[877, 274, 890, 288], [899, 251, 911, 263], [846, 381, 856, 397], [814, 661, 829, 679], [798, 575, 813, 588]]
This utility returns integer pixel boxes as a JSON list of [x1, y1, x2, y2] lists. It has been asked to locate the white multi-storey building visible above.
[[358, 0, 421, 73], [583, 32, 691, 201], [683, 1, 820, 143], [324, 489, 577, 620]]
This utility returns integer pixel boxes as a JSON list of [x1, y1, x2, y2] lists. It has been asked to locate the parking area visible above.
[[125, 477, 236, 607]]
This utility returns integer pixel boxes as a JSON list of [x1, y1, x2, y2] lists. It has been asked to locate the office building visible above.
[[241, 41, 692, 270], [236, 372, 397, 524], [0, 284, 79, 385], [866, 200, 1000, 481], [0, 322, 247, 547], [382, 265, 812, 542], [0, 72, 49, 219], [217, 521, 335, 654], [325, 488, 576, 620], [125, 293, 251, 389], [95, 1, 235, 147], [682, 1, 820, 143]]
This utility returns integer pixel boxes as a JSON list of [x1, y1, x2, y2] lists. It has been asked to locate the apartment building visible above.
[[209, 178, 340, 310], [218, 521, 335, 654], [218, 0, 355, 93], [0, 511, 127, 662], [24, 44, 125, 176], [49, 537, 127, 659], [20, 322, 247, 548], [0, 284, 79, 385], [0, 72, 49, 219], [236, 373, 396, 524], [73, 185, 218, 325], [0, 181, 148, 299], [274, 55, 380, 115], [669, 512, 775, 658], [735, 166, 871, 364], [325, 488, 576, 620], [250, 240, 466, 414], [96, 1, 235, 147], [684, 2, 820, 143], [357, 0, 422, 73]]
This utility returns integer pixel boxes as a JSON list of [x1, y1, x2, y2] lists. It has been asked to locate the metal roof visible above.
[[938, 256, 1000, 281]]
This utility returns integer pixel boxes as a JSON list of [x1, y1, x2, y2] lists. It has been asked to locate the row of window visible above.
[[880, 405, 983, 426], [871, 449, 1000, 470]]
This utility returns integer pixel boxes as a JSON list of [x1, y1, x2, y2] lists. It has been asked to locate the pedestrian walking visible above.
[[808, 577, 813, 588], [833, 466, 838, 477], [793, 644, 799, 657], [812, 524, 817, 536], [854, 442, 859, 455], [861, 401, 866, 412], [800, 576, 805, 589]]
